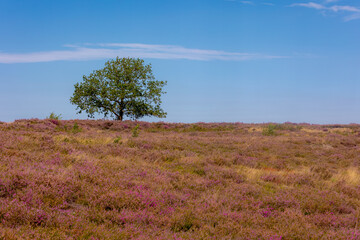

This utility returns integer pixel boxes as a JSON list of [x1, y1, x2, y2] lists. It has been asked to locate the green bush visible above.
[[47, 112, 62, 120], [113, 136, 122, 144], [72, 123, 82, 134], [132, 124, 140, 137], [262, 124, 276, 136], [273, 124, 302, 131]]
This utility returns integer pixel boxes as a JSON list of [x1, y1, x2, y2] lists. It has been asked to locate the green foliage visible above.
[[72, 123, 82, 134], [262, 124, 276, 136], [189, 124, 206, 132], [261, 123, 303, 135], [47, 112, 62, 120], [273, 124, 303, 131], [70, 57, 167, 121], [113, 136, 122, 144], [132, 124, 140, 137], [192, 168, 206, 176]]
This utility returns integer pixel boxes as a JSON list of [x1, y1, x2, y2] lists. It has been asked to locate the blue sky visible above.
[[0, 0, 359, 123]]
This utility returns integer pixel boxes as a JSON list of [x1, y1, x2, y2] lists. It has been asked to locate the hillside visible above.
[[1, 119, 360, 239]]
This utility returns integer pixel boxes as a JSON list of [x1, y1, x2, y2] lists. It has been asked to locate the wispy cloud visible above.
[[239, 1, 254, 5], [0, 43, 286, 64], [225, 0, 273, 6], [262, 2, 274, 6], [344, 13, 360, 21], [291, 2, 326, 10], [290, 1, 360, 21], [224, 0, 254, 4], [329, 5, 360, 12], [324, 0, 340, 3]]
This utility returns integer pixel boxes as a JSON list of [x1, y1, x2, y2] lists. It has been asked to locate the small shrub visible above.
[[263, 124, 276, 136], [132, 124, 140, 137], [72, 122, 82, 134], [113, 136, 122, 144], [193, 168, 206, 176], [274, 124, 303, 131], [47, 112, 62, 120], [49, 119, 60, 125]]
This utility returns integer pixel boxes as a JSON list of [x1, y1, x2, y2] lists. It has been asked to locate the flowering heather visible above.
[[1, 119, 360, 239]]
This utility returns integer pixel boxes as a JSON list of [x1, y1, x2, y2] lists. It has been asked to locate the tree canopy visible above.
[[70, 57, 167, 121]]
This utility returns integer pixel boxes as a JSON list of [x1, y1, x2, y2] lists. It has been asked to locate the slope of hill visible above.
[[1, 119, 360, 239]]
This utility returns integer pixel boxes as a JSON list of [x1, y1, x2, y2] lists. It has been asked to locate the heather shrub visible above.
[[334, 181, 360, 199], [1, 120, 360, 239], [126, 139, 138, 148], [102, 121, 113, 129], [284, 173, 313, 186], [171, 211, 199, 232], [232, 154, 261, 168], [296, 188, 355, 215], [192, 168, 206, 176], [311, 165, 333, 180], [188, 124, 206, 132], [261, 173, 280, 183], [160, 150, 181, 163], [211, 156, 231, 167], [219, 169, 245, 183]]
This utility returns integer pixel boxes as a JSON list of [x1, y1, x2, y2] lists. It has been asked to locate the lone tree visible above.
[[70, 57, 167, 121]]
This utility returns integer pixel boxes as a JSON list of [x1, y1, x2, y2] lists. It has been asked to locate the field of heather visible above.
[[1, 119, 360, 239]]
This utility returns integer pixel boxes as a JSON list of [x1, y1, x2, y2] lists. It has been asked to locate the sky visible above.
[[0, 0, 359, 123]]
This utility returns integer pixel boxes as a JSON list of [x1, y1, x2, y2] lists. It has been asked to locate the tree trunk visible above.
[[117, 109, 124, 121], [116, 99, 125, 121]]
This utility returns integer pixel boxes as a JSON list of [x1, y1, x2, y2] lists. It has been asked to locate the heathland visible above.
[[0, 119, 360, 239]]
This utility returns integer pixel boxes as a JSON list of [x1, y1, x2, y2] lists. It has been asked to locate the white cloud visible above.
[[0, 43, 286, 64], [291, 2, 326, 10], [324, 0, 340, 3], [290, 2, 360, 20], [224, 0, 254, 4], [225, 0, 274, 6], [239, 1, 254, 5], [262, 2, 274, 6], [344, 13, 360, 21], [329, 5, 360, 12]]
